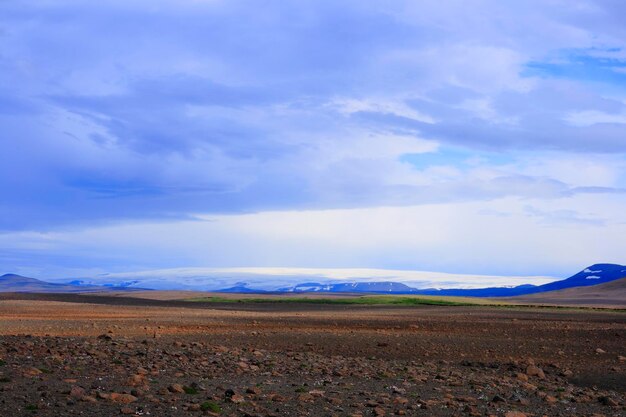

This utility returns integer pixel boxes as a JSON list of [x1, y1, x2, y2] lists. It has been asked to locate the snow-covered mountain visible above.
[[45, 267, 554, 292], [32, 264, 626, 297]]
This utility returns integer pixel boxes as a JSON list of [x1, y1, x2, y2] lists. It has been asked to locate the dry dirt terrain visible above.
[[0, 293, 624, 416]]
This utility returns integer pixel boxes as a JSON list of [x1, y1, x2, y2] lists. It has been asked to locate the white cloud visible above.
[[517, 153, 626, 188], [456, 98, 520, 125], [312, 131, 438, 162], [564, 110, 626, 126], [330, 97, 436, 123]]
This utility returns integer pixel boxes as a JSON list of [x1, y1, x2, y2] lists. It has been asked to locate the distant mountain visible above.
[[223, 264, 626, 297], [6, 264, 625, 297], [69, 279, 142, 288], [273, 281, 541, 296], [531, 263, 626, 292], [216, 285, 268, 293], [412, 283, 539, 297], [0, 273, 145, 293]]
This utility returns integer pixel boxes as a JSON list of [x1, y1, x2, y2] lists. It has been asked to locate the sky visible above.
[[1, 0, 626, 284]]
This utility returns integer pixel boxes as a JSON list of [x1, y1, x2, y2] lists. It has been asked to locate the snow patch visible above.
[[584, 268, 602, 273], [585, 275, 601, 280]]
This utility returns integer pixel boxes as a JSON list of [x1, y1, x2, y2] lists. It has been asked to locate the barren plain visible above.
[[0, 293, 624, 416]]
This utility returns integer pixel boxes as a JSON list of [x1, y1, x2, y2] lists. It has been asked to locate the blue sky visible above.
[[1, 0, 626, 282]]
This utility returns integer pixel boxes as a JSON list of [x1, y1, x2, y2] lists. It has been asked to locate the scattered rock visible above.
[[309, 389, 325, 397], [23, 367, 42, 377], [297, 393, 314, 402], [0, 303, 623, 417], [598, 396, 618, 407], [491, 395, 507, 403], [526, 365, 545, 379], [504, 412, 527, 417], [109, 393, 138, 404], [168, 383, 185, 394], [228, 394, 245, 403], [81, 395, 97, 403], [545, 395, 558, 404], [69, 385, 86, 399]]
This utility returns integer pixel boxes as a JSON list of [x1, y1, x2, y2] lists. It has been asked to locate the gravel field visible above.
[[0, 293, 624, 416]]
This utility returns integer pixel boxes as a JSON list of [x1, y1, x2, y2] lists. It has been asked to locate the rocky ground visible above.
[[0, 295, 624, 416]]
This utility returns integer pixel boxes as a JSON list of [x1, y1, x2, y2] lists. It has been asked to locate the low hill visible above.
[[510, 276, 626, 308], [0, 273, 141, 293]]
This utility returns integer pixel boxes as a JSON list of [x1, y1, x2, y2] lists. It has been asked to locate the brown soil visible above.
[[0, 293, 624, 416]]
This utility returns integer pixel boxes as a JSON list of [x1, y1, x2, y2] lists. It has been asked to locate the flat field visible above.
[[0, 292, 624, 416]]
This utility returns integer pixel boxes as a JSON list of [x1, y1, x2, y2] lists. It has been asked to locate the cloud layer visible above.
[[1, 1, 625, 278]]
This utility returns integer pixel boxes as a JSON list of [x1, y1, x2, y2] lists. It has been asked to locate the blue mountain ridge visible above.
[[225, 264, 626, 297], [217, 285, 268, 293]]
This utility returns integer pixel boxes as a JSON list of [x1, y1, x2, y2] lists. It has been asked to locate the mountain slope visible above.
[[532, 263, 626, 292], [398, 263, 626, 297], [510, 276, 626, 307]]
